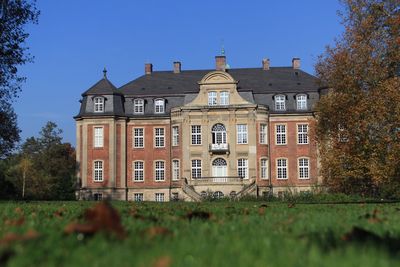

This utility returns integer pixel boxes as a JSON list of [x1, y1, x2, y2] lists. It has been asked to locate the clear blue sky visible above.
[[16, 0, 343, 145]]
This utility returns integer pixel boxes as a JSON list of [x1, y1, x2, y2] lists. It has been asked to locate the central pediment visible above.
[[199, 71, 238, 85]]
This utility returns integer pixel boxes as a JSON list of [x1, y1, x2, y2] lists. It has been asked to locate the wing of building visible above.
[[74, 56, 326, 201]]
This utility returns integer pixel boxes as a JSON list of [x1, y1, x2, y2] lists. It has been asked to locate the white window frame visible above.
[[276, 124, 287, 145], [298, 158, 310, 179], [260, 158, 268, 179], [93, 160, 103, 182], [94, 126, 104, 148], [275, 95, 286, 111], [172, 159, 180, 181], [154, 127, 165, 148], [260, 124, 267, 144], [172, 126, 179, 146], [191, 125, 201, 145], [237, 158, 248, 179], [191, 159, 202, 179], [276, 158, 288, 180], [296, 94, 307, 110], [133, 128, 144, 148], [133, 161, 144, 182], [133, 193, 144, 202], [208, 91, 217, 106], [155, 193, 165, 202], [297, 124, 309, 144], [154, 99, 165, 114], [220, 91, 229, 105], [134, 99, 144, 114], [237, 124, 248, 144], [155, 160, 165, 181], [94, 97, 104, 113]]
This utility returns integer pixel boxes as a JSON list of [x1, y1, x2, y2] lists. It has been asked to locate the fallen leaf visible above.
[[288, 203, 296, 208], [14, 207, 23, 215], [0, 230, 40, 245], [64, 201, 125, 238], [152, 256, 172, 267], [53, 208, 66, 218], [258, 207, 266, 215], [4, 217, 25, 226]]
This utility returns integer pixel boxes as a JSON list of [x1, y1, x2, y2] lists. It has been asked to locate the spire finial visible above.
[[103, 67, 107, 79], [221, 39, 225, 56]]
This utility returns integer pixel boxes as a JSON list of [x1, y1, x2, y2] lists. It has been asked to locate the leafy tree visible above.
[[0, 0, 39, 157], [315, 0, 400, 197]]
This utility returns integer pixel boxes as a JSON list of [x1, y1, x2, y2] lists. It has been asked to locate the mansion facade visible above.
[[75, 55, 325, 201]]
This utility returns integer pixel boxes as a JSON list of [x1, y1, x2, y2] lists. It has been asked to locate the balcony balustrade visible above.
[[209, 143, 229, 154]]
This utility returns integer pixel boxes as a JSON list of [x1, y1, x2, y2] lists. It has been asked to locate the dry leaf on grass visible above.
[[144, 227, 173, 239], [0, 230, 40, 246], [152, 256, 172, 267], [4, 217, 25, 227], [64, 201, 126, 238]]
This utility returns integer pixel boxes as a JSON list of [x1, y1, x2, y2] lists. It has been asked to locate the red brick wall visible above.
[[86, 124, 110, 188], [116, 124, 121, 188], [127, 123, 171, 188], [269, 119, 317, 187]]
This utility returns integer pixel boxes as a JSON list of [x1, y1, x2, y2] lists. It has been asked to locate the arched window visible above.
[[212, 158, 227, 182], [275, 95, 286, 111], [211, 124, 227, 145], [229, 191, 236, 198], [296, 94, 307, 110], [213, 191, 224, 199], [212, 158, 227, 166], [200, 191, 207, 198], [94, 97, 104, 113]]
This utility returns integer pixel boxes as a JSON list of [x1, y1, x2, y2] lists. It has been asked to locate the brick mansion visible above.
[[75, 55, 326, 201]]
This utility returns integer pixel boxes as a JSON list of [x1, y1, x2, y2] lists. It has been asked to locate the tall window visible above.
[[261, 158, 268, 179], [277, 158, 288, 179], [276, 124, 286, 145], [134, 99, 144, 114], [154, 99, 165, 114], [212, 124, 227, 145], [191, 125, 201, 145], [191, 160, 202, 178], [237, 159, 248, 179], [155, 161, 165, 181], [172, 160, 180, 181], [172, 126, 179, 146], [298, 158, 310, 179], [297, 124, 309, 144], [155, 193, 165, 202], [296, 94, 307, 110], [94, 97, 104, 113], [134, 128, 144, 148], [133, 193, 143, 202], [133, 161, 144, 181], [275, 95, 286, 111], [208, 91, 217, 106], [220, 91, 229, 105], [154, 128, 165, 147], [260, 124, 267, 144], [94, 161, 103, 181], [94, 127, 103, 148], [237, 124, 248, 144]]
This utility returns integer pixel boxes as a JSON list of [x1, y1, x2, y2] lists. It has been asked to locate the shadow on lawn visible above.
[[305, 226, 400, 255]]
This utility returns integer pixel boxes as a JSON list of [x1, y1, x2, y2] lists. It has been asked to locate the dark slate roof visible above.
[[82, 78, 119, 96], [119, 67, 320, 96]]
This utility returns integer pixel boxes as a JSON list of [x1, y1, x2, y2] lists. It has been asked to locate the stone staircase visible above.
[[182, 180, 202, 202], [235, 180, 257, 199]]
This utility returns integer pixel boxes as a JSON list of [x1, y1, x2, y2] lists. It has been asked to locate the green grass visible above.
[[1, 201, 400, 267]]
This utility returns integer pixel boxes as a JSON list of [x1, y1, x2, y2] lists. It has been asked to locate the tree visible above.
[[315, 0, 400, 197], [0, 0, 39, 157]]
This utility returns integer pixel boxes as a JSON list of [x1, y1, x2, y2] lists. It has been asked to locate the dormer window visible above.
[[275, 95, 286, 111], [154, 99, 165, 114], [296, 94, 307, 110], [220, 91, 229, 105], [134, 99, 144, 114], [208, 91, 217, 106], [94, 97, 104, 113]]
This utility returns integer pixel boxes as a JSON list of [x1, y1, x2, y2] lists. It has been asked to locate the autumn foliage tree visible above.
[[315, 0, 400, 197]]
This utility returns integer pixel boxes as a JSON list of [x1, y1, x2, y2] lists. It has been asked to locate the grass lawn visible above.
[[1, 201, 400, 267]]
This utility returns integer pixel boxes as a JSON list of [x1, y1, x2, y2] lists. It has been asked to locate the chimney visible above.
[[292, 58, 300, 69], [173, 61, 181, 74], [262, 58, 270, 70], [145, 63, 153, 75], [215, 56, 226, 71]]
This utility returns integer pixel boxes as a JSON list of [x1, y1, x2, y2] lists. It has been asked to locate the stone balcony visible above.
[[208, 143, 229, 154]]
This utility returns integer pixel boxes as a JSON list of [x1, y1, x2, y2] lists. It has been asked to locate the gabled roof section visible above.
[[118, 67, 320, 96], [82, 78, 119, 96]]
